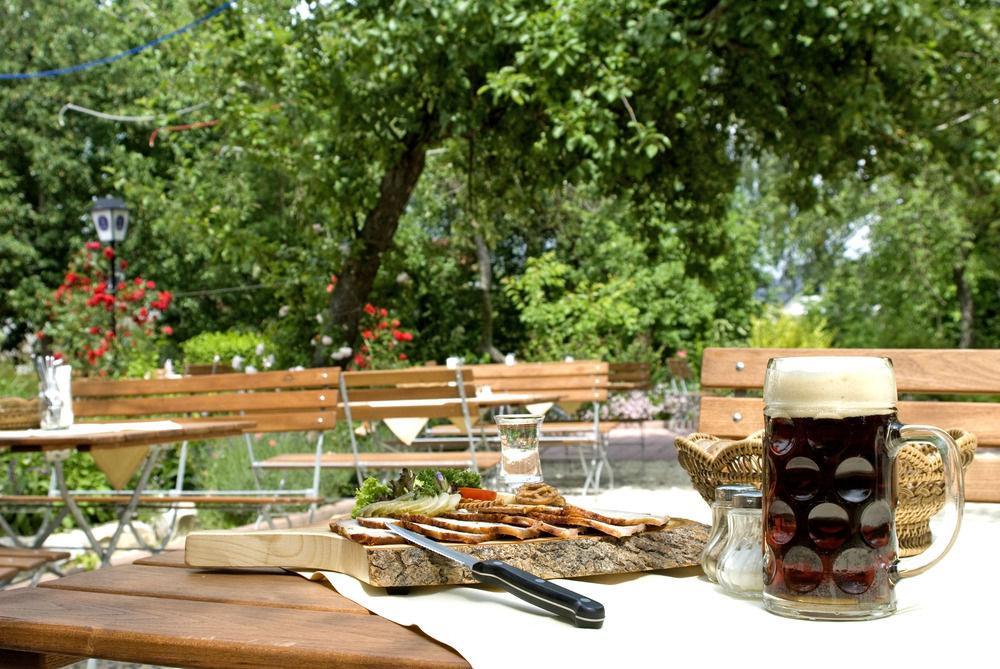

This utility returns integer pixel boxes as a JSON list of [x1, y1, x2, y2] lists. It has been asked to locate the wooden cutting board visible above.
[[184, 517, 708, 587]]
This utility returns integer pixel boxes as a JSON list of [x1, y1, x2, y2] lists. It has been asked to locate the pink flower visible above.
[[162, 325, 174, 336], [85, 241, 101, 251]]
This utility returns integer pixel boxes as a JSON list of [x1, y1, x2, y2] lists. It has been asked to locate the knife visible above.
[[385, 523, 605, 628]]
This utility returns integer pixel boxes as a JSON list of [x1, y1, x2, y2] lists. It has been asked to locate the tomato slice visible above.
[[458, 487, 496, 501]]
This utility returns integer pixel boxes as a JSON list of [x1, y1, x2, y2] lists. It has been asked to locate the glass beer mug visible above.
[[762, 356, 964, 620]]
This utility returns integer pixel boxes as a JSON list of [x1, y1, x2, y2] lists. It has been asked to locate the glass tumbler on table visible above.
[[494, 414, 544, 489]]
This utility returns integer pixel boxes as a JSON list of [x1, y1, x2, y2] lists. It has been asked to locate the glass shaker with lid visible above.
[[701, 484, 757, 582], [717, 490, 764, 598]]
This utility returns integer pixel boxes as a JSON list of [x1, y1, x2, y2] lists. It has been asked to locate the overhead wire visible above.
[[57, 102, 209, 127], [0, 2, 234, 80]]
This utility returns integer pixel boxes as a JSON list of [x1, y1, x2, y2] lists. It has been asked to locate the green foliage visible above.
[[748, 307, 835, 349], [0, 361, 35, 399], [181, 331, 276, 371]]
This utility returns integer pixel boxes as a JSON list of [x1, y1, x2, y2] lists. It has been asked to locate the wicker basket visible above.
[[675, 428, 977, 558], [0, 397, 40, 430]]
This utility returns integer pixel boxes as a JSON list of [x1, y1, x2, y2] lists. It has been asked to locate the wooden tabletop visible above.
[[0, 552, 469, 669], [0, 419, 255, 452]]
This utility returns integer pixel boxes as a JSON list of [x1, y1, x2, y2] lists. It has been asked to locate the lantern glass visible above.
[[90, 197, 129, 244]]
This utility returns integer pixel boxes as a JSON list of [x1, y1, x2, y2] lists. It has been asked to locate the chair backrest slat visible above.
[[72, 368, 340, 432], [699, 396, 1000, 447], [701, 348, 1000, 395], [469, 361, 609, 402], [74, 368, 339, 397]]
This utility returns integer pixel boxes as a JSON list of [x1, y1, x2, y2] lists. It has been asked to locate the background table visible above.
[[0, 419, 254, 564]]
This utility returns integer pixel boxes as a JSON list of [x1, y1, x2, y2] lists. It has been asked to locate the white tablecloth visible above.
[[303, 486, 1000, 669], [0, 420, 183, 440]]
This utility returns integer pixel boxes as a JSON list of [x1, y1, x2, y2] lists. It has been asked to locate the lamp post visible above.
[[90, 196, 130, 335]]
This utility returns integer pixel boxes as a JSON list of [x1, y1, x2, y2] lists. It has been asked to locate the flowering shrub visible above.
[[38, 244, 172, 376], [352, 303, 414, 369]]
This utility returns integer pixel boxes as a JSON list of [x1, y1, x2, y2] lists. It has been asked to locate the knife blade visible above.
[[385, 523, 605, 628]]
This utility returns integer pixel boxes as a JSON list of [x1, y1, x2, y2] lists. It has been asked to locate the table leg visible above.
[[29, 505, 69, 549], [100, 445, 165, 566], [49, 451, 104, 557]]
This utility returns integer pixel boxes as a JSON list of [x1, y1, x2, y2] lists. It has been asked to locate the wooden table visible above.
[[0, 551, 469, 669], [0, 419, 254, 565]]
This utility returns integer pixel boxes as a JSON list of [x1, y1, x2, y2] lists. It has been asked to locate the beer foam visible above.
[[764, 356, 897, 418]]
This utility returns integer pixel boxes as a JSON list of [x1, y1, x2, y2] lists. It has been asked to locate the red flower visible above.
[[103, 246, 115, 260], [361, 329, 374, 340], [162, 325, 174, 336], [64, 271, 78, 285], [88, 326, 100, 335], [85, 241, 101, 251], [391, 319, 400, 327], [119, 259, 128, 270], [330, 274, 338, 283], [134, 277, 144, 286], [146, 280, 156, 289], [400, 331, 414, 342], [53, 352, 63, 360], [93, 281, 107, 294], [363, 303, 376, 316], [379, 307, 388, 317], [378, 320, 389, 329], [392, 330, 404, 341], [353, 353, 368, 368], [326, 283, 335, 293], [398, 353, 408, 361]]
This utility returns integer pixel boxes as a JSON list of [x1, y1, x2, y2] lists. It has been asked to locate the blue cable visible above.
[[0, 1, 233, 80]]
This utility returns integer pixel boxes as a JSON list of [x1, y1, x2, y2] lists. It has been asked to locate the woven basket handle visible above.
[[890, 424, 965, 582]]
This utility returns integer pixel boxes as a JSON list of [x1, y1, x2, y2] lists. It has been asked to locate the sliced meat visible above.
[[330, 519, 403, 546], [531, 513, 648, 538], [356, 516, 396, 530], [402, 514, 540, 540], [563, 505, 669, 527], [398, 519, 494, 544], [444, 511, 581, 539], [458, 503, 567, 516]]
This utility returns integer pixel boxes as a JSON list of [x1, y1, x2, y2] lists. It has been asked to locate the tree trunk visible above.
[[954, 246, 974, 348], [316, 117, 436, 366], [467, 136, 503, 363], [474, 230, 504, 362]]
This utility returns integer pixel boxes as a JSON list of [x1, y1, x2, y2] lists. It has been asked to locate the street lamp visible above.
[[90, 196, 130, 334]]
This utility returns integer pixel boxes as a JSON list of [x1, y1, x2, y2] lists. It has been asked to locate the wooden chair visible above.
[[697, 348, 1000, 502], [67, 368, 341, 522], [609, 362, 651, 391], [426, 361, 614, 492], [0, 547, 69, 588], [257, 367, 498, 482]]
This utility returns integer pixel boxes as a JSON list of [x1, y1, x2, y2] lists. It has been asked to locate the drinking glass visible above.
[[762, 356, 964, 620], [494, 414, 544, 489]]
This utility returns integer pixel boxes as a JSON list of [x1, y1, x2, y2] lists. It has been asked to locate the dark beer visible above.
[[764, 413, 898, 612]]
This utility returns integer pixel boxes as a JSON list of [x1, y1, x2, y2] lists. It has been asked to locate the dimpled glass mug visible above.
[[762, 356, 964, 621]]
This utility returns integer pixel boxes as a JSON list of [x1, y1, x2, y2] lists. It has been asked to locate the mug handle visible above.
[[890, 424, 965, 582]]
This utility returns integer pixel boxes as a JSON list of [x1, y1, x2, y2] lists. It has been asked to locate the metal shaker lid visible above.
[[733, 490, 763, 509], [714, 484, 758, 502]]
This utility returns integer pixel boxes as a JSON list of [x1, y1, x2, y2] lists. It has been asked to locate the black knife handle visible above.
[[470, 560, 605, 628]]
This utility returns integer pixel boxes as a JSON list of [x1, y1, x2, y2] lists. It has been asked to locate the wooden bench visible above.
[[609, 362, 651, 391], [697, 348, 1000, 503], [68, 368, 342, 513], [0, 547, 69, 587]]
